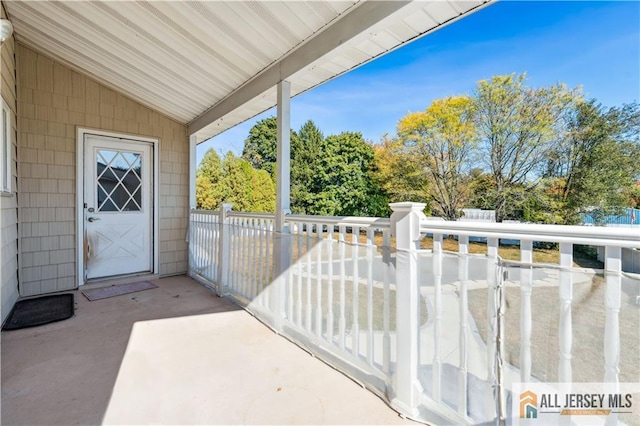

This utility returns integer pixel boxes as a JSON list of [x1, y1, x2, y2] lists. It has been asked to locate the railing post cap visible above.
[[222, 203, 233, 211], [389, 202, 426, 213]]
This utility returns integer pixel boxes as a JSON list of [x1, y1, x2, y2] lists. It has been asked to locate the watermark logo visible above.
[[512, 382, 639, 425], [520, 390, 538, 419]]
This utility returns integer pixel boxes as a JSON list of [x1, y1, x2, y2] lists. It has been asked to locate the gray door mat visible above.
[[82, 281, 158, 301], [2, 294, 74, 331]]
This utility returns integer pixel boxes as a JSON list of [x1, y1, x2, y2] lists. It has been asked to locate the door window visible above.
[[96, 149, 142, 212]]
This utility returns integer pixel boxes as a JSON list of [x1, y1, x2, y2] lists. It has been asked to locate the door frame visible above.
[[76, 128, 159, 286]]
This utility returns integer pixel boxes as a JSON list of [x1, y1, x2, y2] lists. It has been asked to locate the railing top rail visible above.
[[286, 214, 390, 230], [420, 219, 640, 247], [190, 209, 220, 216], [227, 211, 276, 219]]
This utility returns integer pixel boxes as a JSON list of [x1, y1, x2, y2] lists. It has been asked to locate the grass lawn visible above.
[[290, 230, 603, 268]]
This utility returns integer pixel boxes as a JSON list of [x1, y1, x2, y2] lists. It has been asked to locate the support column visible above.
[[187, 134, 197, 280], [390, 202, 426, 418], [189, 134, 197, 210], [273, 80, 291, 331], [276, 80, 291, 232]]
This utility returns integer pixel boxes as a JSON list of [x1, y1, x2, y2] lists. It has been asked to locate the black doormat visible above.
[[2, 294, 74, 331]]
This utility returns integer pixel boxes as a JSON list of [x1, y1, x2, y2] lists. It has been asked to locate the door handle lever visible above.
[[88, 217, 101, 222]]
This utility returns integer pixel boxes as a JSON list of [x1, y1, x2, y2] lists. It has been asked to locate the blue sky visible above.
[[197, 1, 640, 161]]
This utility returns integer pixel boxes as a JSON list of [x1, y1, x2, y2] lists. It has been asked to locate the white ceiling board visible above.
[[6, 0, 492, 143]]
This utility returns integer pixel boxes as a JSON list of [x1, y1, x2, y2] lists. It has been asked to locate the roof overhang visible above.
[[6, 0, 492, 143]]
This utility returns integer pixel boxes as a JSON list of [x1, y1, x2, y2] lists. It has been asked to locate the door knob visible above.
[[88, 217, 101, 222]]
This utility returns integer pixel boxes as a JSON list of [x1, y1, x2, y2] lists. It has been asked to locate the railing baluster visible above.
[[433, 232, 443, 253], [190, 212, 197, 271], [199, 213, 204, 272], [382, 229, 391, 376], [256, 218, 262, 306], [339, 225, 347, 350], [520, 239, 533, 383], [237, 218, 243, 296], [604, 246, 621, 383], [233, 217, 239, 294], [327, 224, 335, 344], [229, 217, 236, 293], [486, 236, 498, 405], [256, 218, 263, 297], [236, 217, 242, 295], [367, 227, 374, 365], [458, 235, 469, 416], [240, 218, 251, 299], [249, 218, 257, 298], [351, 226, 360, 357], [215, 215, 222, 283], [263, 219, 272, 309], [218, 207, 231, 294], [247, 218, 253, 298], [604, 246, 622, 426], [559, 242, 573, 383], [243, 218, 248, 296], [433, 250, 442, 403], [287, 223, 294, 323], [202, 213, 208, 278], [237, 217, 244, 295], [296, 223, 303, 327], [316, 224, 323, 339], [306, 222, 313, 333]]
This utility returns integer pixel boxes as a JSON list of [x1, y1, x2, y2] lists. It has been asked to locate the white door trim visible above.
[[76, 128, 159, 286]]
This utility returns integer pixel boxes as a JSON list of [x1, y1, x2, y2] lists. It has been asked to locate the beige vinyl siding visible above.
[[17, 44, 188, 296], [0, 2, 19, 323]]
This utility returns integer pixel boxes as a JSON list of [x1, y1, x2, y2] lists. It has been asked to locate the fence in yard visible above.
[[188, 203, 640, 425]]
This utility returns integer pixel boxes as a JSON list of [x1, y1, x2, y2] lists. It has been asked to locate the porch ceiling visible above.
[[7, 0, 490, 143]]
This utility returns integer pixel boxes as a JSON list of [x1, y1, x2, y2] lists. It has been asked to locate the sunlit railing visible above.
[[188, 203, 640, 425]]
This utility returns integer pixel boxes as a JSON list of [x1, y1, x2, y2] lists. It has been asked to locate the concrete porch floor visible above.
[[1, 276, 414, 425]]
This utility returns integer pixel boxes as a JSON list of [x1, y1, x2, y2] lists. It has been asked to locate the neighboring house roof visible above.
[[6, 0, 491, 143]]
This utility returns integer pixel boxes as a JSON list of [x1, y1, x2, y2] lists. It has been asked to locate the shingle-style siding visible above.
[[17, 44, 188, 296], [0, 2, 19, 323]]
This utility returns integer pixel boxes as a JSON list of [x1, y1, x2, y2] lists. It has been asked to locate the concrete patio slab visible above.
[[2, 276, 415, 425]]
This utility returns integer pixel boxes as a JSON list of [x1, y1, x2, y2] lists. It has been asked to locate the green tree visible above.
[[291, 120, 324, 214], [196, 176, 218, 210], [196, 148, 222, 182], [310, 132, 384, 217], [372, 136, 428, 208], [467, 168, 497, 210], [397, 96, 477, 220], [242, 117, 300, 179], [242, 117, 278, 175], [473, 73, 577, 221], [216, 152, 255, 212], [196, 149, 276, 212], [544, 100, 640, 224], [195, 149, 223, 209], [250, 169, 276, 212]]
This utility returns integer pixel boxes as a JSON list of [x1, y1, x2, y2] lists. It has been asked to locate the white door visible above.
[[84, 135, 153, 280]]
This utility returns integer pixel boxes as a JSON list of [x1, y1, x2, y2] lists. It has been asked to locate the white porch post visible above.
[[273, 80, 291, 331], [187, 134, 197, 280], [276, 80, 291, 231], [188, 134, 197, 210], [390, 202, 426, 417]]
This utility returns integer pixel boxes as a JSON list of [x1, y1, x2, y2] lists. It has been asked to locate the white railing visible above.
[[188, 203, 640, 425]]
